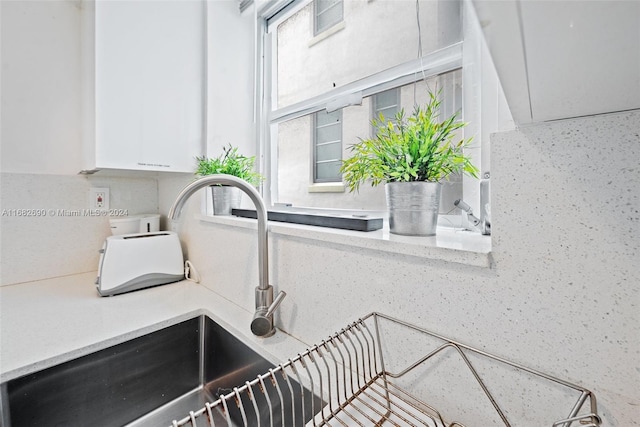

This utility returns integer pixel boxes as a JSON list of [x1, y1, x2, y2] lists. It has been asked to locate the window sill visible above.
[[307, 182, 345, 193], [196, 213, 492, 269]]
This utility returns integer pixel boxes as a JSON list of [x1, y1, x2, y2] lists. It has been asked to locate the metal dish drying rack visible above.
[[171, 313, 601, 427]]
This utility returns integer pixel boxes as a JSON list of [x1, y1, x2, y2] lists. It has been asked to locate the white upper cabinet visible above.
[[82, 0, 205, 173]]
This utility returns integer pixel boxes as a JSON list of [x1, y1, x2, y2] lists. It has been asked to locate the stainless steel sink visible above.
[[0, 315, 322, 426]]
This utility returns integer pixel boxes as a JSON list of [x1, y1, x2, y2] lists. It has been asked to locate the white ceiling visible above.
[[472, 0, 640, 125]]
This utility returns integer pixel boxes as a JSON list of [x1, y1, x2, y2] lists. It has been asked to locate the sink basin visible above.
[[0, 315, 322, 426]]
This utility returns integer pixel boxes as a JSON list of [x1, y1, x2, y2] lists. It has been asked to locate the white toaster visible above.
[[96, 231, 184, 296]]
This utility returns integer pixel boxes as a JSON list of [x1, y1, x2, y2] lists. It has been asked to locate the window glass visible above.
[[372, 88, 400, 136], [314, 109, 342, 182], [274, 71, 463, 211], [273, 0, 461, 109], [314, 0, 343, 34]]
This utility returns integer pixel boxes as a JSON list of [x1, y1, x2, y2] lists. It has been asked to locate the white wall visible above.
[[0, 173, 159, 285], [175, 109, 639, 426]]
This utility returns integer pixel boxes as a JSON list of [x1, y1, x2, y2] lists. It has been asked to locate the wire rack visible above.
[[170, 313, 601, 427]]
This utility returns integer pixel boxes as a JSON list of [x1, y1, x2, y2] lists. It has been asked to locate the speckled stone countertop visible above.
[[0, 272, 308, 383]]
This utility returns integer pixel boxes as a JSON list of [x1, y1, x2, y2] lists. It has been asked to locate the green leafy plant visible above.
[[195, 144, 264, 186], [341, 91, 478, 192]]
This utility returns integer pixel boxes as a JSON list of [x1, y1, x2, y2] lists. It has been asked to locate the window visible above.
[[371, 88, 400, 136], [260, 0, 510, 221], [313, 109, 342, 183], [314, 0, 343, 35]]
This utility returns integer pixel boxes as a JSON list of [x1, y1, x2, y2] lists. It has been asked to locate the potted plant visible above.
[[341, 91, 478, 235], [195, 144, 264, 215]]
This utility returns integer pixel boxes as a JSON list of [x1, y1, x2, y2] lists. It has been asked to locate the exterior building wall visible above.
[[276, 0, 458, 108]]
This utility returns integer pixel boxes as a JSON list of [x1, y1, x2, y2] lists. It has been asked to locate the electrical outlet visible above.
[[89, 187, 110, 210]]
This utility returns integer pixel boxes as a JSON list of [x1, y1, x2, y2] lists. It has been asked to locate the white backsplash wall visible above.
[[0, 173, 159, 286], [167, 109, 639, 426], [157, 174, 195, 233]]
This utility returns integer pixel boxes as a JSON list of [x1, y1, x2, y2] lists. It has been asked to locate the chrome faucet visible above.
[[168, 174, 286, 337]]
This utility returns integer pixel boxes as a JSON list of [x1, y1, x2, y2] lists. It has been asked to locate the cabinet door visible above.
[[95, 0, 204, 172]]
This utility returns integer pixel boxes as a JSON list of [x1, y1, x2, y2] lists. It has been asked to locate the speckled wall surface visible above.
[[489, 109, 639, 425], [179, 109, 639, 425], [0, 174, 159, 285]]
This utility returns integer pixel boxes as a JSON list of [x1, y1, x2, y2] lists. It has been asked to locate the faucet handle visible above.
[[251, 290, 286, 337], [265, 291, 286, 317]]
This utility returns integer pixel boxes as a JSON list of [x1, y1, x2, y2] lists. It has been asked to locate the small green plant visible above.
[[341, 91, 478, 192], [195, 144, 264, 186]]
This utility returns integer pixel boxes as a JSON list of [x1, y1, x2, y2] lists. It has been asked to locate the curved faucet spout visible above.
[[168, 174, 284, 337], [169, 174, 268, 291]]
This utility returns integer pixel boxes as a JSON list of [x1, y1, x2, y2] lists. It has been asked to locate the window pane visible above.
[[376, 106, 398, 121], [316, 123, 341, 144], [316, 141, 341, 162], [273, 70, 464, 210], [372, 88, 400, 138], [316, 0, 340, 15], [316, 109, 341, 127], [315, 0, 342, 34], [272, 0, 461, 109], [315, 160, 342, 181], [374, 89, 398, 111]]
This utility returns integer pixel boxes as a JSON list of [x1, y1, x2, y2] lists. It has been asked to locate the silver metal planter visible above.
[[385, 181, 442, 236], [210, 185, 242, 215]]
